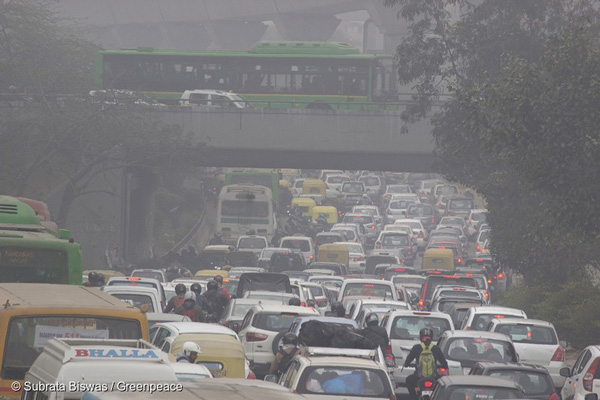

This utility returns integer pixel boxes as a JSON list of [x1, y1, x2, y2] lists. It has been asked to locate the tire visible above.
[[271, 330, 287, 355]]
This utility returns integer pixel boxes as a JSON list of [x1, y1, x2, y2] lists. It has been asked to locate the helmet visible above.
[[207, 280, 219, 291], [190, 283, 202, 294], [88, 271, 98, 282], [282, 332, 298, 346], [420, 327, 434, 341], [331, 302, 345, 317], [365, 312, 379, 326], [184, 291, 196, 301], [175, 283, 187, 295], [214, 275, 223, 284], [96, 273, 105, 284], [288, 297, 301, 306], [182, 341, 202, 357]]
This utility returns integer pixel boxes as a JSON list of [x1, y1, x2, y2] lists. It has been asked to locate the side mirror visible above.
[[230, 323, 240, 333], [560, 367, 571, 378], [560, 340, 567, 348], [264, 374, 278, 383], [307, 299, 316, 308], [585, 394, 598, 400]]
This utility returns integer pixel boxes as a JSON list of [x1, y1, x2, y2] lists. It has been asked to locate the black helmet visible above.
[[214, 275, 224, 284], [365, 312, 379, 326], [420, 327, 434, 341], [207, 280, 219, 291], [96, 273, 105, 284], [288, 297, 301, 306], [190, 283, 202, 294], [282, 332, 298, 346], [331, 302, 345, 317], [175, 283, 187, 295], [88, 271, 98, 282]]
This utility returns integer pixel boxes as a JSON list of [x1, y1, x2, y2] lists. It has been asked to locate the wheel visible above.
[[271, 330, 287, 355]]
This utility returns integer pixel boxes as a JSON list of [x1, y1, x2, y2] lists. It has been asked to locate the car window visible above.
[[232, 303, 255, 317], [489, 370, 551, 395], [495, 324, 557, 345], [253, 312, 299, 332], [281, 239, 311, 252], [437, 186, 458, 195], [407, 205, 433, 216], [445, 337, 515, 363], [111, 293, 155, 312], [344, 215, 373, 224], [241, 310, 253, 330], [153, 327, 171, 347], [390, 200, 415, 209], [298, 366, 391, 397], [333, 229, 355, 240], [577, 350, 592, 374], [445, 386, 522, 400], [388, 186, 411, 193], [449, 199, 474, 209], [328, 176, 349, 184], [471, 313, 525, 330], [282, 359, 301, 387], [391, 316, 451, 340], [342, 182, 365, 193], [343, 283, 393, 299], [238, 237, 266, 249], [381, 234, 410, 247]]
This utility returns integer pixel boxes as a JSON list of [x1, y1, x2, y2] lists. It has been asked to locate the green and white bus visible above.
[[0, 196, 82, 285], [96, 41, 399, 109]]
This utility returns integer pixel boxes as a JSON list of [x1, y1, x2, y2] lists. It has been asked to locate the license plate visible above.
[[421, 390, 432, 396]]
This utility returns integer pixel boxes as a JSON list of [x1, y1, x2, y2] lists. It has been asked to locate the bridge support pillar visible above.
[[273, 14, 341, 42], [364, 3, 410, 54], [206, 20, 267, 50]]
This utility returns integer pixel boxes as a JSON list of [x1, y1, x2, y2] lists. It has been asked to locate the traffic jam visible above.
[[5, 169, 594, 400]]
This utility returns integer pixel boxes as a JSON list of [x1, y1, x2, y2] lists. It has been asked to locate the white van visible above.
[[22, 338, 179, 400], [279, 236, 315, 265], [180, 90, 247, 108]]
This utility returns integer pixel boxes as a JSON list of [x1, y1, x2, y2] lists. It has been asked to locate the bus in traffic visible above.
[[0, 283, 149, 397], [0, 196, 82, 285], [223, 168, 280, 206], [95, 41, 400, 110], [216, 184, 276, 243]]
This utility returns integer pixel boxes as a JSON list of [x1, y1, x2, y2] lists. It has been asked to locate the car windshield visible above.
[[438, 186, 458, 194], [344, 215, 373, 224], [344, 244, 363, 253], [437, 289, 481, 300], [390, 316, 451, 340], [392, 276, 425, 285], [311, 279, 343, 288], [307, 286, 324, 297], [436, 299, 479, 313], [253, 312, 299, 331], [471, 314, 525, 330], [342, 183, 365, 193], [440, 218, 464, 226], [281, 239, 311, 252], [354, 207, 376, 216], [445, 337, 516, 364], [328, 176, 349, 184], [360, 176, 380, 186], [444, 386, 522, 400], [472, 212, 487, 222], [110, 294, 155, 312], [333, 229, 355, 240], [488, 370, 551, 395], [381, 234, 410, 247], [478, 231, 490, 242], [238, 237, 266, 249], [495, 324, 557, 345], [261, 249, 284, 259], [449, 199, 474, 209], [299, 366, 392, 397], [343, 283, 393, 299]]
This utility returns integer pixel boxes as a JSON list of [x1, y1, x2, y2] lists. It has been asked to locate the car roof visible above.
[[107, 276, 161, 285], [438, 375, 523, 389], [342, 279, 393, 285], [385, 310, 451, 319], [249, 304, 320, 314], [292, 316, 358, 327], [302, 355, 384, 369], [489, 318, 554, 327], [103, 286, 159, 294], [469, 306, 526, 315], [442, 330, 513, 341], [157, 322, 238, 336]]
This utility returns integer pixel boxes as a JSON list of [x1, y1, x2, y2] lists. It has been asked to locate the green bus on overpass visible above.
[[96, 41, 400, 110]]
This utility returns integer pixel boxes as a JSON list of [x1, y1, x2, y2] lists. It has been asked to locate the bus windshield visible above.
[[230, 174, 273, 189], [3, 316, 141, 380], [220, 200, 269, 217], [0, 248, 67, 283]]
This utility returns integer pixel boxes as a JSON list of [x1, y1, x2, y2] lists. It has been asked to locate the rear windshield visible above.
[[353, 208, 377, 216], [495, 324, 557, 345], [307, 286, 324, 297], [232, 303, 255, 317], [425, 277, 477, 301], [488, 370, 552, 395], [131, 271, 163, 281], [407, 205, 433, 216], [436, 299, 480, 314], [471, 314, 525, 331], [252, 312, 299, 331], [344, 215, 373, 224], [343, 283, 393, 299], [390, 200, 415, 209], [381, 234, 410, 247], [108, 281, 158, 291], [444, 386, 522, 400], [328, 176, 349, 184], [342, 183, 364, 193], [238, 237, 266, 249], [360, 176, 380, 186], [436, 186, 458, 195], [298, 366, 393, 397], [392, 276, 425, 285], [388, 186, 411, 193], [332, 229, 355, 240], [281, 239, 311, 252], [390, 316, 451, 340], [445, 337, 516, 364], [437, 289, 481, 300], [111, 294, 155, 312], [449, 199, 474, 209]]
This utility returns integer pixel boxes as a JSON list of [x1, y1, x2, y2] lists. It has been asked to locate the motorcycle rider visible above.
[[164, 283, 186, 313], [361, 313, 389, 353], [209, 233, 224, 245], [176, 341, 201, 363], [214, 275, 231, 301], [201, 280, 229, 320], [404, 327, 448, 400], [325, 302, 346, 317]]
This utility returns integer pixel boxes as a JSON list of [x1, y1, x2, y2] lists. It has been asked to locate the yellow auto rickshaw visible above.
[[303, 179, 326, 198], [317, 243, 349, 266], [169, 333, 246, 378], [290, 197, 316, 220], [422, 248, 455, 271], [311, 205, 339, 228], [279, 179, 290, 189], [194, 269, 231, 279]]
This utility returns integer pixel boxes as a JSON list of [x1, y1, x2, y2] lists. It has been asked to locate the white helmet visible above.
[[183, 341, 202, 357], [184, 291, 196, 301]]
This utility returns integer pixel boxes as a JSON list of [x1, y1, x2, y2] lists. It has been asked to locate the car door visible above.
[[563, 349, 591, 400]]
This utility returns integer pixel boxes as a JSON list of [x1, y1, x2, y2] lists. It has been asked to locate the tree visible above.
[[385, 0, 600, 284]]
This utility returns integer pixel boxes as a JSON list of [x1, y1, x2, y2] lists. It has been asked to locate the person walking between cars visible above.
[[176, 341, 201, 363], [201, 280, 229, 320], [361, 313, 389, 353], [270, 332, 299, 377], [404, 328, 448, 400], [164, 283, 186, 313], [174, 291, 206, 322]]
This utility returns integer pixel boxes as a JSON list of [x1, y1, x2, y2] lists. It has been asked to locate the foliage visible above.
[[386, 0, 600, 284], [500, 280, 600, 348]]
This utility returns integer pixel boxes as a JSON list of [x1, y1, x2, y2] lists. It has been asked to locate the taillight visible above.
[[484, 292, 489, 298], [583, 358, 600, 391], [387, 209, 392, 215], [418, 231, 424, 238], [389, 395, 397, 400], [551, 346, 565, 362], [438, 367, 449, 376], [301, 301, 306, 307], [245, 332, 268, 342], [457, 257, 462, 264], [476, 244, 481, 251], [408, 247, 413, 255], [247, 369, 256, 379], [370, 225, 376, 229], [498, 272, 504, 279], [431, 216, 436, 224], [309, 254, 313, 260], [549, 393, 560, 400]]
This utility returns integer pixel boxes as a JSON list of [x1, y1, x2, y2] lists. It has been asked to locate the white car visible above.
[[466, 208, 488, 238], [149, 322, 240, 349], [325, 174, 350, 192], [460, 306, 527, 331], [352, 205, 384, 230], [561, 345, 600, 400], [331, 223, 365, 247], [180, 89, 247, 108], [394, 219, 428, 249], [338, 279, 398, 303], [236, 235, 268, 257], [430, 285, 484, 306], [102, 285, 162, 313], [385, 198, 417, 224], [382, 184, 413, 206], [348, 298, 410, 324], [381, 309, 454, 387], [238, 304, 319, 377], [334, 241, 366, 273], [280, 236, 315, 265], [486, 318, 568, 388]]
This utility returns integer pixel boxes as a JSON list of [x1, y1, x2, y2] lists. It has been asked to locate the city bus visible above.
[[0, 196, 82, 285], [216, 184, 276, 243], [223, 168, 280, 206], [95, 41, 399, 110], [0, 283, 149, 397]]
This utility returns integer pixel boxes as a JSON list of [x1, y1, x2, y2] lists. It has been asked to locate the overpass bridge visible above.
[[157, 105, 438, 172]]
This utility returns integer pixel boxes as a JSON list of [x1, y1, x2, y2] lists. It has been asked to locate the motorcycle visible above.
[[416, 377, 436, 400]]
